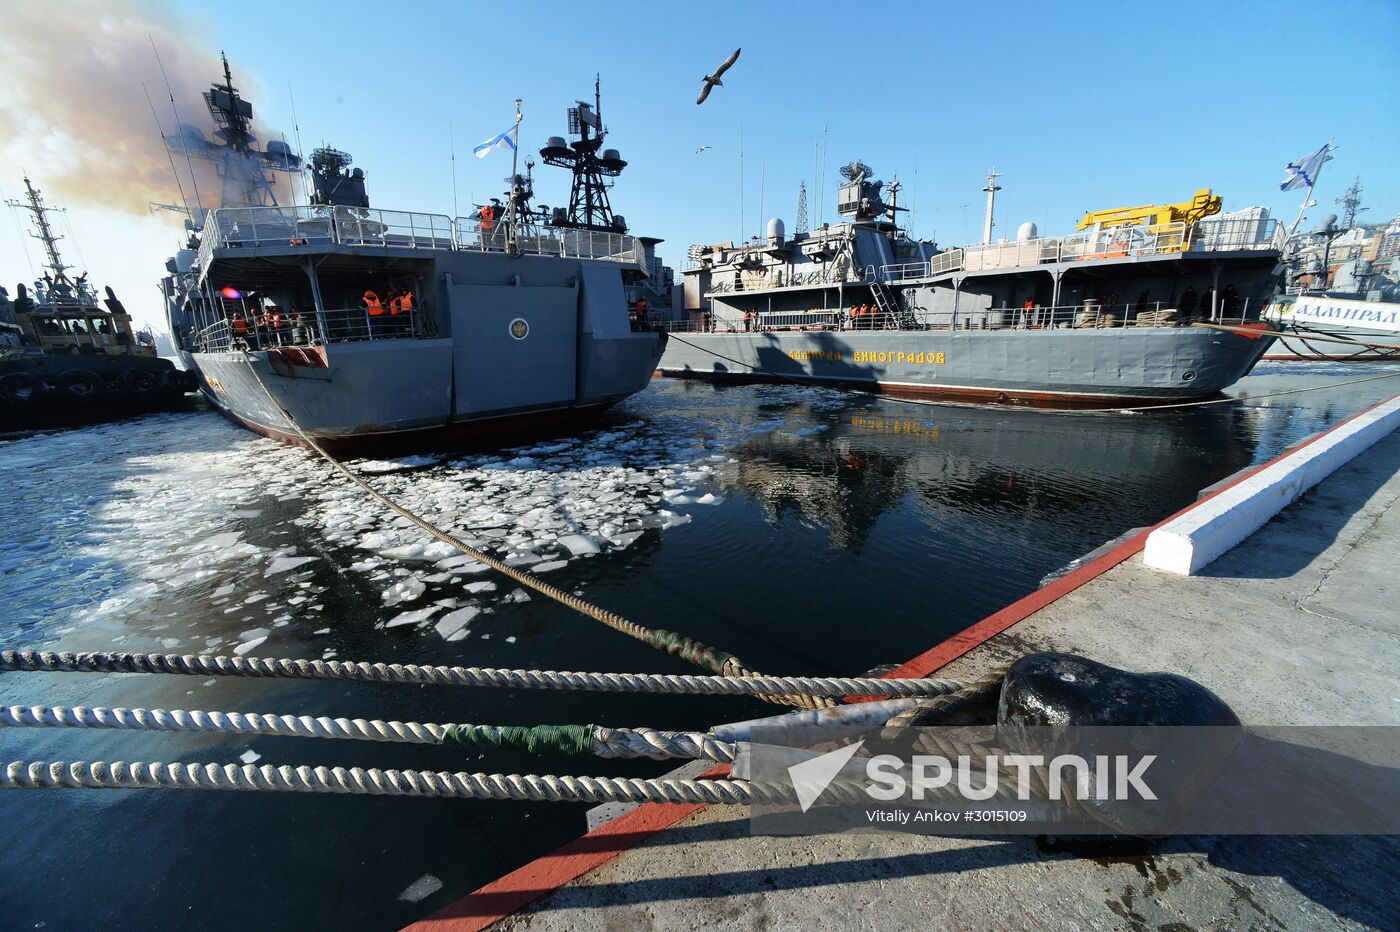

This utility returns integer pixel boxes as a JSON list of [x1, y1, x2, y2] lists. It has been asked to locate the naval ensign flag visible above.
[[473, 124, 518, 159], [1280, 143, 1329, 192]]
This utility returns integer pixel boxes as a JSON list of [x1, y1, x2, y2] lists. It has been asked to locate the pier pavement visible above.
[[417, 429, 1400, 931]]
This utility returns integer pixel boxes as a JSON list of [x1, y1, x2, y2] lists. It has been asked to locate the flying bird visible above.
[[696, 145, 711, 154], [696, 48, 741, 105]]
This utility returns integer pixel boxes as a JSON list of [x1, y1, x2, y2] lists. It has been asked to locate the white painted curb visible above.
[[1144, 394, 1400, 576]]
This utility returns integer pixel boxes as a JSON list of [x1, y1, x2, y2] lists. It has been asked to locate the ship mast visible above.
[[6, 177, 70, 282], [538, 75, 628, 233], [981, 168, 1001, 244]]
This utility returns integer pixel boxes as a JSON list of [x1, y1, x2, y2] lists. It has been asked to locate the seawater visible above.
[[0, 361, 1394, 929]]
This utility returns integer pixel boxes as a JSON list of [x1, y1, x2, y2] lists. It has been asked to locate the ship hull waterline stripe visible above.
[[402, 391, 1400, 932]]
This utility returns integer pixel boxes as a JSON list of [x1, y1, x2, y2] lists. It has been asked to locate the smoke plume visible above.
[[0, 0, 293, 215]]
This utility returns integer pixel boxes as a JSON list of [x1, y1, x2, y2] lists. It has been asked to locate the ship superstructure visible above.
[[1263, 210, 1400, 360], [661, 165, 1281, 404], [2, 178, 192, 425], [162, 65, 666, 451]]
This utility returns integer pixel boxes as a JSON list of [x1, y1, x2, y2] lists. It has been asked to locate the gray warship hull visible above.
[[167, 210, 666, 453], [658, 326, 1274, 404]]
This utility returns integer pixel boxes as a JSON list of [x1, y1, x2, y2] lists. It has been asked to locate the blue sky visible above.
[[2, 0, 1397, 327]]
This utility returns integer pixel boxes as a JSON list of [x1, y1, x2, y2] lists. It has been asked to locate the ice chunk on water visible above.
[[240, 750, 261, 764], [435, 606, 479, 640], [382, 577, 426, 606], [396, 874, 443, 904], [557, 534, 601, 556], [533, 560, 568, 573], [465, 581, 496, 594], [233, 636, 267, 656], [695, 493, 721, 505], [267, 556, 318, 575], [386, 605, 442, 629]]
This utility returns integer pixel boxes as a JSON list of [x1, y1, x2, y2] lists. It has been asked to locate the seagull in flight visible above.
[[696, 145, 711, 154], [696, 48, 741, 105]]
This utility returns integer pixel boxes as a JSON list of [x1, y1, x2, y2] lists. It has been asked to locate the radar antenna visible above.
[[538, 75, 628, 232], [1335, 176, 1367, 229], [164, 53, 302, 207]]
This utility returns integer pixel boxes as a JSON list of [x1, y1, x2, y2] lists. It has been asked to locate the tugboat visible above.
[[1, 177, 194, 429], [162, 60, 666, 452], [661, 164, 1280, 405]]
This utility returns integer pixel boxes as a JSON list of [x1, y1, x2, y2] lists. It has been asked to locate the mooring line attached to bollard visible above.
[[0, 649, 979, 699], [0, 703, 740, 762]]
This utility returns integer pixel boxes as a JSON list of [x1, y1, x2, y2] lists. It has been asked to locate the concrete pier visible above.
[[417, 430, 1400, 931]]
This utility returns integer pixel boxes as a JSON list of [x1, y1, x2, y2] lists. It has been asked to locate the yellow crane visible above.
[[1076, 188, 1223, 231]]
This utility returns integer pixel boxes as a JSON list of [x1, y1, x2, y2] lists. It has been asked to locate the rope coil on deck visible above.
[[0, 650, 976, 699], [240, 352, 831, 709]]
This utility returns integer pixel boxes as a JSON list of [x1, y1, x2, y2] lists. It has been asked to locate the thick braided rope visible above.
[[0, 651, 973, 699], [0, 705, 738, 761], [1, 759, 893, 805], [241, 356, 830, 710], [878, 668, 1009, 735]]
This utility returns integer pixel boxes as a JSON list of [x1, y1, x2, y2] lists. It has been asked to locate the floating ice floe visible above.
[[266, 555, 318, 575], [396, 874, 443, 903], [435, 606, 479, 641], [386, 605, 441, 629]]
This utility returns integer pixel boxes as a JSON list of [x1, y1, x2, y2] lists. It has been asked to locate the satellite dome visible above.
[[602, 149, 620, 161], [1017, 221, 1038, 241], [767, 217, 786, 244]]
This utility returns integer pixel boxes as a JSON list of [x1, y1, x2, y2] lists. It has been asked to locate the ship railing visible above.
[[879, 261, 933, 282], [190, 306, 420, 353], [912, 300, 1259, 331], [198, 207, 648, 275], [451, 220, 646, 269], [199, 206, 456, 260]]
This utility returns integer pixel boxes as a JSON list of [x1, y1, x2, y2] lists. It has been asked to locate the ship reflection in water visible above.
[[0, 361, 1392, 931]]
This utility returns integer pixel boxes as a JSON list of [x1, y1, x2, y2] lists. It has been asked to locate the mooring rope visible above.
[[664, 331, 1400, 416], [0, 758, 802, 804], [0, 704, 740, 763], [0, 650, 975, 699], [1194, 321, 1400, 352], [239, 352, 832, 710]]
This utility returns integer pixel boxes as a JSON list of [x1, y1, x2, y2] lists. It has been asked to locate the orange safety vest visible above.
[[389, 294, 404, 316], [231, 316, 248, 336], [480, 205, 496, 231], [1023, 299, 1034, 311], [401, 292, 414, 313], [364, 291, 385, 317]]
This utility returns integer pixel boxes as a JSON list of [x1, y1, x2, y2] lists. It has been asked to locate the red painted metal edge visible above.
[[883, 391, 1397, 680], [407, 393, 1397, 931], [403, 768, 727, 932]]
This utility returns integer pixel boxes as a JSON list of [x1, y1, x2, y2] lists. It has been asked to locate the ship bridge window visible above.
[[37, 317, 62, 335], [68, 318, 88, 334]]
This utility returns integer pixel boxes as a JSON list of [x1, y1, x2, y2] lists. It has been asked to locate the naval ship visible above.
[[1263, 212, 1400, 360], [162, 61, 667, 451], [2, 178, 193, 429], [659, 162, 1281, 405]]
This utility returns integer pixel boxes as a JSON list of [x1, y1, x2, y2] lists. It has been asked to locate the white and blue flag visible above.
[[1280, 143, 1329, 192], [473, 124, 518, 159]]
